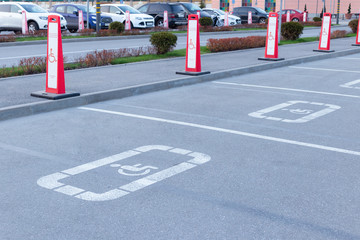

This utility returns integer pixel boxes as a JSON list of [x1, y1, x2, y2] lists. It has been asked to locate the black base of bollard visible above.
[[258, 57, 285, 61], [313, 49, 335, 53], [176, 71, 211, 76], [352, 44, 360, 46], [31, 91, 80, 100]]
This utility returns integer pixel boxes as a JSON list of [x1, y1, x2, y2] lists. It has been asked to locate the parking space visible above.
[[1, 55, 360, 239]]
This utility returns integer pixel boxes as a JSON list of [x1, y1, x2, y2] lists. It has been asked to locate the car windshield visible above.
[[214, 9, 225, 15], [20, 4, 47, 13], [118, 5, 140, 14], [181, 3, 201, 11], [77, 5, 96, 13], [254, 7, 267, 14]]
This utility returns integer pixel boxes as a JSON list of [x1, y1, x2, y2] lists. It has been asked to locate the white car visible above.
[[0, 2, 67, 33], [100, 4, 154, 28], [202, 8, 241, 26]]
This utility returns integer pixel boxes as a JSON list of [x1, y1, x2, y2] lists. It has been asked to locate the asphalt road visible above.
[[0, 25, 351, 67], [1, 55, 359, 239]]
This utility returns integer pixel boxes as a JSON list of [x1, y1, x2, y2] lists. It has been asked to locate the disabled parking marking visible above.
[[37, 145, 211, 201], [248, 101, 341, 123], [340, 79, 360, 89]]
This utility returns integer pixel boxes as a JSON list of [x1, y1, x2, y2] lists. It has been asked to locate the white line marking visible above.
[[340, 79, 360, 89], [79, 107, 360, 157], [37, 145, 211, 201], [289, 66, 360, 74], [248, 101, 340, 123], [213, 82, 360, 99], [339, 57, 360, 60]]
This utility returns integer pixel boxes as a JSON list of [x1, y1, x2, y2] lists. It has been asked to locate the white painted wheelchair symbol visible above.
[[37, 145, 211, 201], [249, 100, 341, 123], [340, 79, 360, 89], [110, 163, 158, 176]]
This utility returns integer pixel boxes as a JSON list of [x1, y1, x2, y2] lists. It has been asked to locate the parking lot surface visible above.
[[0, 54, 360, 239]]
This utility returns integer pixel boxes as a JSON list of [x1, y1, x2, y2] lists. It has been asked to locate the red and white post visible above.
[[303, 12, 307, 22], [352, 14, 360, 46], [78, 10, 84, 31], [176, 14, 210, 76], [248, 11, 252, 24], [314, 13, 334, 52], [31, 15, 79, 100], [197, 10, 200, 19], [125, 10, 131, 30], [258, 12, 284, 61], [21, 10, 28, 35], [224, 12, 229, 26], [286, 11, 290, 22], [163, 10, 169, 29]]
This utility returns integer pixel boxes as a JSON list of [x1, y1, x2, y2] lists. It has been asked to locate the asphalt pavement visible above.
[[0, 53, 359, 239]]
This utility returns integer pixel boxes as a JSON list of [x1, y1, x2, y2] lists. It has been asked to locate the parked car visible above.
[[137, 3, 187, 28], [202, 8, 241, 26], [278, 9, 305, 22], [0, 2, 67, 33], [100, 4, 154, 28], [178, 2, 213, 23], [50, 4, 112, 32], [232, 6, 268, 24]]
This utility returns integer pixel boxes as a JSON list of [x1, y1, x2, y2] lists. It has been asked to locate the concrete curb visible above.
[[1, 46, 360, 122], [0, 25, 338, 47]]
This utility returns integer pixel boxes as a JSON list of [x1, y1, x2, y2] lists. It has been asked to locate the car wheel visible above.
[[28, 21, 39, 34], [292, 18, 299, 22], [69, 29, 77, 33], [156, 18, 164, 27], [259, 18, 266, 24]]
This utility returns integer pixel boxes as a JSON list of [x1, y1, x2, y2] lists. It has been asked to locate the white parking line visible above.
[[213, 82, 360, 98], [340, 79, 360, 89], [79, 107, 360, 157], [289, 66, 360, 74]]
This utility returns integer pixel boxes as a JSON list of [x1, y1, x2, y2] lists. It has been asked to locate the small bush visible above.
[[150, 32, 177, 54], [78, 28, 95, 36], [349, 19, 358, 33], [109, 21, 125, 33], [331, 30, 347, 39], [199, 17, 213, 27], [281, 22, 304, 40], [206, 36, 266, 52], [0, 35, 16, 42], [19, 57, 47, 74], [313, 17, 322, 22]]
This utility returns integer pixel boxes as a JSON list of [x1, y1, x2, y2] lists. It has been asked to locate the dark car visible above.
[[50, 4, 113, 32], [137, 3, 187, 28], [232, 6, 268, 24], [178, 2, 214, 23]]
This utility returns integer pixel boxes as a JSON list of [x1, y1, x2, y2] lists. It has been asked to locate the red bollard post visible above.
[[314, 13, 334, 52], [22, 10, 28, 35], [258, 12, 284, 61], [164, 10, 169, 29], [31, 15, 79, 100], [352, 15, 360, 46], [125, 11, 131, 30], [176, 14, 210, 76]]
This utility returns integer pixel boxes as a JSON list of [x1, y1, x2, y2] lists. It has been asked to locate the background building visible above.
[[213, 0, 360, 15]]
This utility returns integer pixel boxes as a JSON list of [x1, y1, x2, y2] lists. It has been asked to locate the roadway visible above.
[[0, 53, 360, 239], [0, 25, 351, 67]]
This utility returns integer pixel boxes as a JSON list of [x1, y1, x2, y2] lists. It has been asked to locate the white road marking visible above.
[[213, 82, 360, 99], [289, 66, 360, 74], [339, 57, 360, 60], [340, 79, 360, 89], [37, 145, 211, 201], [249, 100, 341, 123], [78, 107, 360, 157]]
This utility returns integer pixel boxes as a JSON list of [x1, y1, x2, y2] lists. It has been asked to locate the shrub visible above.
[[109, 21, 125, 33], [78, 28, 95, 36], [349, 19, 358, 33], [330, 30, 347, 39], [313, 17, 322, 22], [199, 17, 213, 27], [281, 22, 304, 40], [19, 57, 47, 74], [150, 32, 177, 54], [206, 36, 266, 52], [0, 35, 16, 42]]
